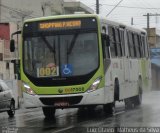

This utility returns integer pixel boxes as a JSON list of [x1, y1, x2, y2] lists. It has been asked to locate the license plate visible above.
[[54, 102, 69, 107]]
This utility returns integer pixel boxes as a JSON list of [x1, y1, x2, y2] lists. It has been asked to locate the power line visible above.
[[0, 4, 39, 18], [106, 0, 124, 17], [141, 0, 158, 12], [102, 4, 160, 10]]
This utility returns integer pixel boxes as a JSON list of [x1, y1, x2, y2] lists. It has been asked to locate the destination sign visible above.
[[39, 20, 81, 30], [23, 17, 98, 36]]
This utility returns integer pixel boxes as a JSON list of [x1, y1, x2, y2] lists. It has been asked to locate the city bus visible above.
[[10, 14, 151, 118]]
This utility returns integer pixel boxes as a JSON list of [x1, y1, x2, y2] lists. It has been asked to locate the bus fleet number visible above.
[[39, 67, 57, 77]]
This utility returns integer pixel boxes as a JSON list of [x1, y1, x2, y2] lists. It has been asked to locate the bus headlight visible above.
[[23, 83, 36, 95], [87, 77, 102, 93]]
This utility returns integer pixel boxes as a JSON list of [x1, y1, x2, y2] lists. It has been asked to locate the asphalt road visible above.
[[0, 91, 160, 133]]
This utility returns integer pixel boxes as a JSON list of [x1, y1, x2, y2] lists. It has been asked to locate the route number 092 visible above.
[[39, 67, 58, 77]]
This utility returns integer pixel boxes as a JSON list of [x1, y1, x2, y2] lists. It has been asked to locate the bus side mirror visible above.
[[10, 30, 21, 52], [10, 39, 15, 52]]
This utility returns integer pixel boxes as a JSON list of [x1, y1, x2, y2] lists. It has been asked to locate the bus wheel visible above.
[[103, 102, 115, 115], [42, 107, 55, 118]]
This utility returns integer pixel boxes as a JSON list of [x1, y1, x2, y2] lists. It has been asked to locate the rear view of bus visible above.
[[21, 15, 104, 117]]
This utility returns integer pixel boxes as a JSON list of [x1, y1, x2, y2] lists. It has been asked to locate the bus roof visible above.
[[24, 14, 98, 23], [99, 15, 146, 34], [24, 14, 146, 34]]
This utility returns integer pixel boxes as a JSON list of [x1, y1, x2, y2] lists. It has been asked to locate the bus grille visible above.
[[39, 96, 83, 106]]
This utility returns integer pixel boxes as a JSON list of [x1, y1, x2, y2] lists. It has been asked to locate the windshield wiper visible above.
[[53, 39, 56, 64], [41, 36, 55, 53], [67, 33, 78, 55]]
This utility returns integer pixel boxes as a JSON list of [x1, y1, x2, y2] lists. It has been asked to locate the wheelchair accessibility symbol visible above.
[[61, 64, 73, 76]]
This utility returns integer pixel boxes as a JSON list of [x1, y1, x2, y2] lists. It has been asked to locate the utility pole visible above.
[[143, 13, 160, 38], [96, 0, 99, 14], [131, 17, 134, 25]]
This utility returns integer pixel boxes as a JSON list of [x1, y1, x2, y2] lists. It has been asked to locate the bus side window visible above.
[[109, 26, 117, 57], [119, 29, 125, 56], [140, 35, 144, 58], [141, 35, 148, 58], [127, 31, 131, 57], [101, 34, 110, 59], [134, 34, 140, 58], [145, 36, 150, 58], [132, 33, 137, 58], [105, 35, 110, 58], [138, 35, 143, 58], [115, 28, 122, 57], [127, 31, 134, 58]]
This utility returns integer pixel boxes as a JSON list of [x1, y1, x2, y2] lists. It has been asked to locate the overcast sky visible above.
[[79, 0, 160, 29]]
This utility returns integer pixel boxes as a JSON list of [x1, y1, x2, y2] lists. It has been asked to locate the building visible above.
[[50, 0, 94, 15], [148, 28, 160, 48], [0, 23, 17, 80], [0, 0, 94, 25]]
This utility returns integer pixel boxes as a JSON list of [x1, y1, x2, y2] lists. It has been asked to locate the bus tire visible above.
[[103, 102, 115, 115], [114, 79, 119, 101], [42, 107, 55, 118]]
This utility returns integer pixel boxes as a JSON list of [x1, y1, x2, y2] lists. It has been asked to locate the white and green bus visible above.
[[11, 14, 151, 118]]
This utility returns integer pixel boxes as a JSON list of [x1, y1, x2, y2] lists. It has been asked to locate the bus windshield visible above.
[[23, 32, 99, 78]]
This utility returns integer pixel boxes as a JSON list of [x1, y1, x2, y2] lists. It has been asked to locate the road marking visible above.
[[114, 110, 125, 115], [53, 125, 75, 133]]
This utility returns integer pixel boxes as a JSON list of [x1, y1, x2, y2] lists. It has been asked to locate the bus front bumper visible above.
[[23, 88, 105, 108]]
